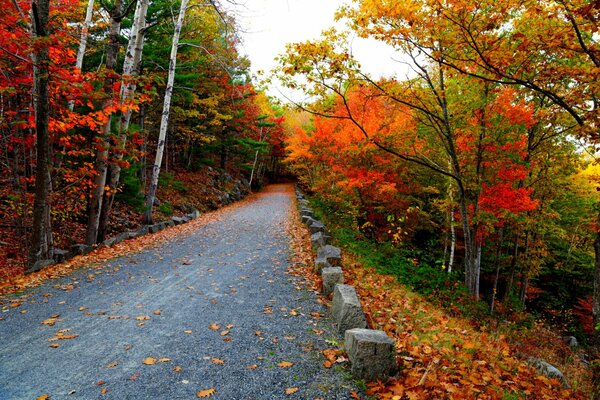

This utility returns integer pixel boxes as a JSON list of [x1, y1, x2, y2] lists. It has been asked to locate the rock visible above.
[[103, 237, 117, 247], [172, 216, 185, 225], [314, 257, 331, 273], [188, 209, 201, 219], [153, 197, 161, 206], [309, 220, 327, 235], [159, 221, 169, 230], [136, 226, 149, 236], [53, 249, 69, 263], [26, 259, 55, 274], [527, 357, 569, 388], [148, 224, 161, 234], [165, 220, 175, 228], [317, 245, 342, 266], [322, 267, 343, 296], [71, 244, 93, 256], [562, 336, 578, 348], [311, 232, 330, 250], [302, 215, 315, 225], [114, 231, 133, 244], [345, 328, 396, 381], [331, 284, 368, 334]]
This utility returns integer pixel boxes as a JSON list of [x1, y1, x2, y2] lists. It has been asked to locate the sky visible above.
[[226, 0, 402, 98]]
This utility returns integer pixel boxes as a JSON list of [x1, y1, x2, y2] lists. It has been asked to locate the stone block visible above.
[[103, 237, 117, 247], [317, 245, 341, 266], [53, 249, 69, 263], [26, 259, 55, 274], [136, 226, 149, 236], [148, 224, 161, 233], [309, 220, 327, 234], [165, 220, 175, 228], [172, 216, 185, 225], [311, 232, 331, 250], [314, 257, 331, 273], [331, 284, 367, 333], [302, 215, 315, 225], [71, 244, 93, 256], [527, 357, 569, 388], [345, 328, 396, 381], [188, 209, 201, 219], [322, 267, 343, 296]]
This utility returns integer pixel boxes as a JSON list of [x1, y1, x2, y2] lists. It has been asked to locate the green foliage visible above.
[[115, 165, 145, 211], [158, 172, 188, 193], [158, 202, 173, 215]]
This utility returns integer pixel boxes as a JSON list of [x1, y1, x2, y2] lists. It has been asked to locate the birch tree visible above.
[[98, 0, 150, 240], [144, 0, 190, 224], [68, 0, 94, 111]]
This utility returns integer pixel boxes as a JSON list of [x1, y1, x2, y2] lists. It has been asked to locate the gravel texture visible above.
[[0, 185, 359, 399]]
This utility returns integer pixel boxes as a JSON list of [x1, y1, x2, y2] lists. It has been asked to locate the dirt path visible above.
[[0, 184, 358, 399]]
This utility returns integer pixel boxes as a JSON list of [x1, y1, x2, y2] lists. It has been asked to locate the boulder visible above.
[[188, 209, 201, 219], [527, 357, 569, 388], [26, 259, 55, 274], [165, 220, 175, 228], [71, 244, 93, 256], [331, 284, 368, 333], [148, 224, 161, 234], [317, 245, 342, 266], [345, 328, 396, 381], [103, 237, 117, 247], [322, 267, 343, 296], [311, 231, 330, 250], [136, 225, 149, 236], [562, 336, 578, 348]]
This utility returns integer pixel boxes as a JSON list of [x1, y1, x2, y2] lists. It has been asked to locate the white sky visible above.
[[227, 0, 402, 98]]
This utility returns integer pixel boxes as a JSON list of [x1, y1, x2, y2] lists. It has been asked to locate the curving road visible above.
[[0, 184, 358, 399]]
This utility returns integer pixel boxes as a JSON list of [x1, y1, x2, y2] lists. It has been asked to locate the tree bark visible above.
[[85, 0, 123, 245], [68, 0, 94, 111], [28, 0, 53, 269], [144, 0, 190, 224]]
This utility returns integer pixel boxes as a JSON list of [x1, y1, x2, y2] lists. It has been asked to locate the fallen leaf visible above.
[[285, 387, 299, 395], [48, 343, 60, 348], [106, 362, 118, 368], [220, 330, 230, 336], [100, 388, 108, 394], [196, 388, 216, 398], [36, 395, 50, 400], [96, 381, 106, 386], [323, 360, 333, 369], [135, 316, 150, 321], [289, 310, 298, 316], [173, 366, 183, 372], [211, 358, 224, 364], [128, 372, 140, 381], [246, 364, 258, 370], [223, 337, 233, 342], [153, 310, 161, 315], [277, 361, 294, 368], [209, 323, 220, 331], [143, 357, 157, 365], [184, 330, 193, 334], [159, 358, 171, 363], [225, 324, 234, 329], [79, 307, 88, 311]]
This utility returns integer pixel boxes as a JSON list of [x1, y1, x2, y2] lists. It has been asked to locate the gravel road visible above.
[[0, 184, 359, 399]]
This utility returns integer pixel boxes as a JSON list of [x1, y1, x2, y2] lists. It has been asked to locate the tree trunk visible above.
[[85, 0, 123, 245], [490, 228, 504, 313], [28, 0, 53, 269], [592, 224, 600, 398], [144, 0, 189, 224], [68, 0, 94, 111], [98, 0, 149, 241]]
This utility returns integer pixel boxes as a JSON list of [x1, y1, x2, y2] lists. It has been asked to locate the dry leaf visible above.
[[225, 324, 234, 329], [184, 330, 193, 334], [36, 395, 50, 400], [159, 358, 171, 363], [100, 388, 108, 395], [153, 310, 161, 315], [48, 343, 59, 348], [106, 362, 118, 368], [135, 316, 150, 321], [79, 307, 88, 311], [246, 364, 258, 370], [211, 358, 224, 364], [209, 323, 220, 331], [220, 330, 230, 336], [196, 388, 216, 398], [96, 381, 106, 386], [128, 372, 140, 381], [285, 387, 299, 395], [277, 361, 294, 368], [143, 357, 157, 365], [173, 366, 183, 372]]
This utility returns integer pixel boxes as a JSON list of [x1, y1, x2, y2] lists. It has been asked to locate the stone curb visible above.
[[25, 208, 202, 274], [296, 188, 396, 381]]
